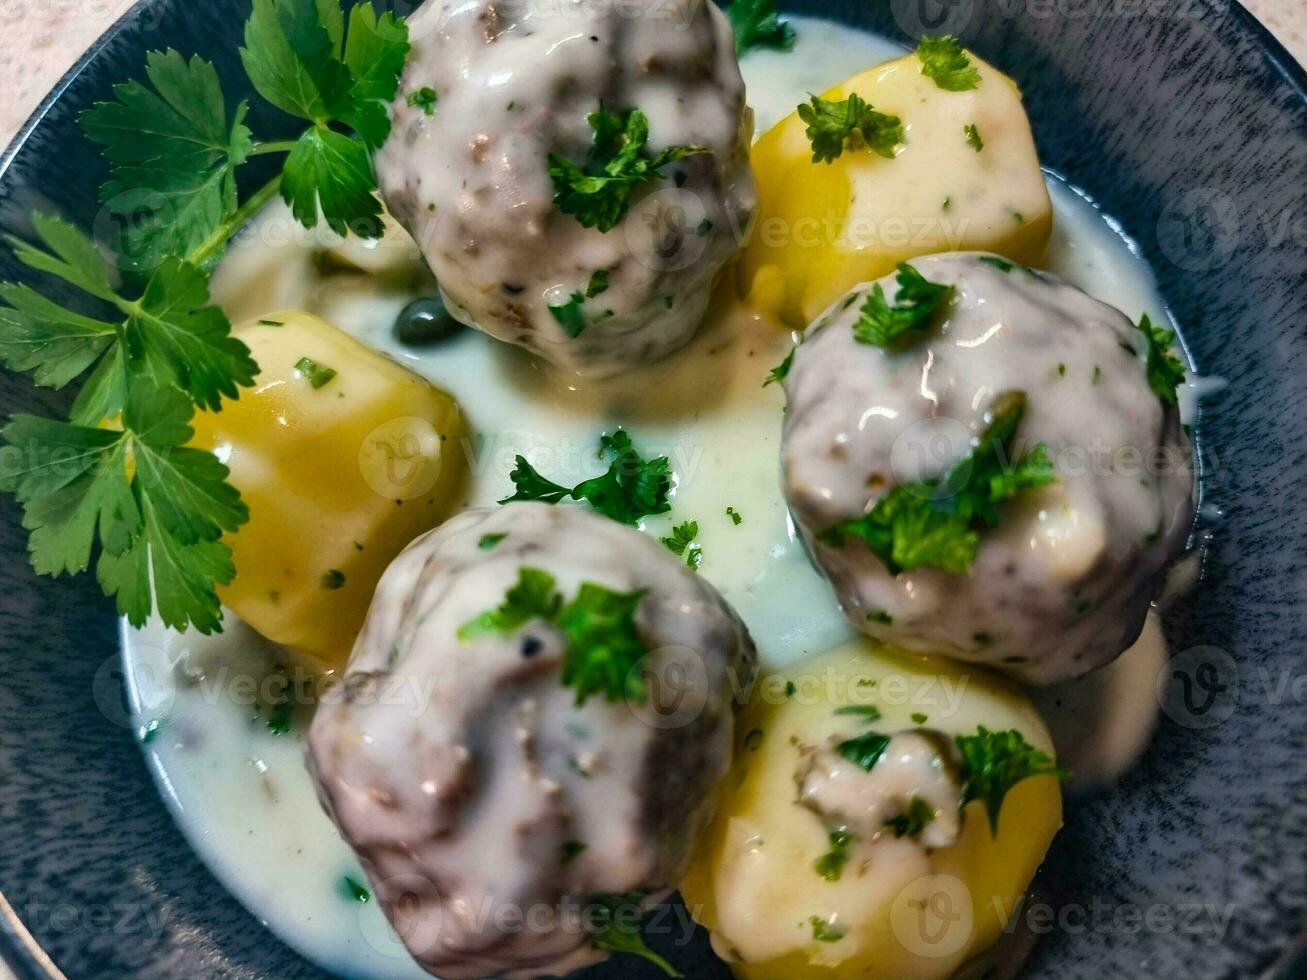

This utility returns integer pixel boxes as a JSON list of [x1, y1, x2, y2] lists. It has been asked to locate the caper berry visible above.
[[394, 296, 461, 345]]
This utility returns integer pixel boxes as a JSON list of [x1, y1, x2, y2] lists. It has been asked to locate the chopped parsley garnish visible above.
[[458, 567, 561, 640], [294, 356, 337, 389], [964, 123, 984, 151], [834, 705, 882, 723], [813, 829, 855, 881], [835, 730, 892, 771], [980, 256, 1015, 273], [341, 875, 371, 903], [917, 35, 981, 91], [0, 0, 412, 633], [406, 86, 437, 115], [821, 391, 1055, 575], [955, 726, 1067, 834], [696, 218, 713, 236], [242, 0, 410, 237], [478, 532, 508, 550], [797, 93, 903, 164], [590, 894, 683, 977], [1136, 314, 1186, 406], [562, 840, 588, 864], [660, 520, 699, 563], [548, 295, 589, 338], [548, 105, 707, 232], [809, 916, 846, 943], [459, 567, 652, 706], [726, 0, 795, 56], [726, 506, 743, 525], [548, 270, 614, 338], [852, 262, 954, 349], [911, 712, 929, 724], [267, 700, 292, 734], [501, 430, 671, 526], [867, 609, 893, 625], [586, 269, 610, 298], [321, 569, 346, 590], [258, 318, 284, 326], [884, 795, 936, 838], [744, 727, 764, 751], [764, 346, 795, 387]]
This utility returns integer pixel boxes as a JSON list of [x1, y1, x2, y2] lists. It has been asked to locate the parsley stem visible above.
[[249, 140, 300, 157], [188, 175, 283, 267]]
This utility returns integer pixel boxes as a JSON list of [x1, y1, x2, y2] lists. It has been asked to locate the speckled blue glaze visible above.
[[0, 1, 1303, 978]]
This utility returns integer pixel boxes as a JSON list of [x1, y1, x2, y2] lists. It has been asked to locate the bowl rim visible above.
[[0, 0, 1305, 978]]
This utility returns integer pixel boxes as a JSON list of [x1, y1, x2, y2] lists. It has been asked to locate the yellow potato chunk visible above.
[[681, 642, 1062, 979], [190, 311, 466, 665], [740, 51, 1053, 328]]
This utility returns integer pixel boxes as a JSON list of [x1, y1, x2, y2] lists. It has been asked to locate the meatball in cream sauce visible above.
[[308, 502, 756, 979], [781, 253, 1194, 685], [378, 0, 757, 377]]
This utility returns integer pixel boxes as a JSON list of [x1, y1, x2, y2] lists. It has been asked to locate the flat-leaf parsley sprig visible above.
[[0, 0, 411, 633], [821, 391, 1056, 575]]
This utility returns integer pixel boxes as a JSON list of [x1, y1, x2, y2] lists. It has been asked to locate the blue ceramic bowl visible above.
[[1, 1, 1305, 978]]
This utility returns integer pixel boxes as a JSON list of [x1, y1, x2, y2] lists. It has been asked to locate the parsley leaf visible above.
[[406, 86, 437, 114], [810, 916, 846, 943], [241, 0, 409, 235], [79, 49, 253, 270], [955, 726, 1066, 834], [726, 0, 795, 56], [458, 568, 653, 706], [546, 270, 612, 338], [852, 262, 954, 349], [1136, 314, 1186, 406], [294, 355, 337, 389], [884, 795, 936, 838], [500, 430, 672, 525], [813, 828, 855, 881], [964, 123, 984, 151], [2, 215, 258, 419], [548, 292, 590, 338], [660, 520, 698, 557], [821, 391, 1056, 575], [797, 93, 903, 164], [0, 380, 247, 632], [763, 346, 795, 387], [835, 730, 892, 771], [548, 105, 707, 232], [590, 894, 683, 977], [917, 35, 981, 91], [457, 566, 562, 640], [558, 583, 651, 705]]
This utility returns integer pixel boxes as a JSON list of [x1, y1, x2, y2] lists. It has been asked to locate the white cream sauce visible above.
[[121, 15, 1195, 979]]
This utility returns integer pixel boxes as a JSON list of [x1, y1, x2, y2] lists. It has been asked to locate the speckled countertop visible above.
[[0, 0, 1302, 147]]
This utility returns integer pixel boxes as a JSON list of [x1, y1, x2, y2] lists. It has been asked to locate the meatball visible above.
[[376, 0, 757, 377], [307, 503, 756, 979], [781, 253, 1194, 685]]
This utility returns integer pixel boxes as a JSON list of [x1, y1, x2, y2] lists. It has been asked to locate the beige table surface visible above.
[[0, 2, 1303, 980]]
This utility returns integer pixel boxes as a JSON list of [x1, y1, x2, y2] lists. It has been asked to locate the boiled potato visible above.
[[190, 311, 466, 665], [680, 641, 1062, 979], [740, 51, 1052, 327]]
